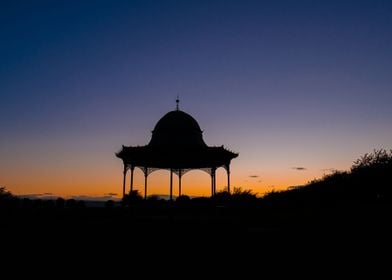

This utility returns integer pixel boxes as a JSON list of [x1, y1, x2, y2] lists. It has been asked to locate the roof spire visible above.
[[176, 95, 180, 111]]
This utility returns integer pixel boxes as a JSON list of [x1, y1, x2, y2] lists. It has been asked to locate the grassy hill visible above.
[[1, 150, 391, 272]]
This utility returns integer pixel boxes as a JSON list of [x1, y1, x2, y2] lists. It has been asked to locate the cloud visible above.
[[249, 175, 259, 178], [19, 193, 122, 201], [69, 195, 120, 201], [292, 167, 307, 171], [18, 193, 59, 200], [104, 193, 118, 196]]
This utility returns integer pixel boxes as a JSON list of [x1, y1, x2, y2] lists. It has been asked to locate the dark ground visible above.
[[1, 200, 391, 277]]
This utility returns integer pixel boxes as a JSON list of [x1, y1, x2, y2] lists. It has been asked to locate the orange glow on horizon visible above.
[[1, 143, 352, 199], [3, 166, 329, 199]]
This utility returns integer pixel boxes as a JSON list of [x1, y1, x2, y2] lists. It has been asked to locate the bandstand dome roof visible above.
[[116, 103, 239, 199], [148, 110, 207, 147]]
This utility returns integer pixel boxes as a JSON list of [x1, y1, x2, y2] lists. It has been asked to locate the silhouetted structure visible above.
[[116, 99, 238, 200]]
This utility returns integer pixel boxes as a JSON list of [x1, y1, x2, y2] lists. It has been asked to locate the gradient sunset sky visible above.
[[1, 0, 391, 199]]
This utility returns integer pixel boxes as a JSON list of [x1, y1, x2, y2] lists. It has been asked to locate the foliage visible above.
[[105, 200, 115, 208], [0, 187, 13, 200], [56, 197, 65, 208], [129, 190, 143, 200], [176, 195, 191, 202], [146, 194, 160, 201], [0, 186, 19, 208], [351, 149, 392, 171], [213, 187, 258, 206], [263, 149, 392, 206], [214, 190, 231, 200], [122, 189, 143, 205], [232, 187, 258, 198]]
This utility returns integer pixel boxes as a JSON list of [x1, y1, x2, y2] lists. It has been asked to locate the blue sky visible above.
[[1, 0, 391, 197]]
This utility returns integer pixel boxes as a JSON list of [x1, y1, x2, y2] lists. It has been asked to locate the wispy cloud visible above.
[[104, 193, 118, 196], [249, 175, 259, 178], [69, 195, 120, 201], [18, 193, 121, 201], [18, 193, 59, 199], [292, 167, 307, 171]]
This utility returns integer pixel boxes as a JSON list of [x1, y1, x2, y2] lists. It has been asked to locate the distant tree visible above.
[[65, 199, 77, 208], [350, 149, 392, 201], [56, 197, 65, 208], [215, 190, 231, 197], [351, 149, 392, 171], [22, 197, 32, 208], [105, 200, 115, 208], [0, 186, 18, 207], [232, 187, 257, 198], [122, 190, 143, 206], [43, 199, 55, 208], [146, 194, 160, 201], [306, 170, 349, 187], [176, 195, 191, 202], [214, 190, 231, 202], [0, 187, 13, 200], [33, 199, 43, 208], [175, 195, 191, 208], [129, 190, 143, 199], [76, 200, 86, 208]]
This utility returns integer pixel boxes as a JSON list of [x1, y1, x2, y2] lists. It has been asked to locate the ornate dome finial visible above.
[[176, 95, 180, 111]]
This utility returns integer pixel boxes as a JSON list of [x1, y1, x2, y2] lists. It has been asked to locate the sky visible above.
[[1, 0, 391, 199]]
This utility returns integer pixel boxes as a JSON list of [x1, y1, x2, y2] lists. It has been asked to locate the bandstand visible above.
[[116, 100, 238, 200]]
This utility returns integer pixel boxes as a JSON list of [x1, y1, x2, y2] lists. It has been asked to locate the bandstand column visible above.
[[129, 166, 135, 194], [211, 167, 216, 197], [211, 170, 213, 197], [170, 169, 173, 201], [226, 164, 231, 194], [178, 169, 182, 197], [214, 171, 216, 196], [122, 165, 127, 199], [144, 167, 148, 199]]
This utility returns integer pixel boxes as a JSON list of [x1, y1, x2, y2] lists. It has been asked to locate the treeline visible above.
[[0, 191, 88, 209], [263, 149, 392, 208]]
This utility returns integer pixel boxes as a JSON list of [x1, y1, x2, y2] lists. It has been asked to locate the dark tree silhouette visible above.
[[122, 190, 143, 206], [65, 199, 76, 208], [351, 149, 392, 171], [0, 187, 18, 208], [0, 187, 13, 200], [176, 195, 191, 202], [146, 194, 160, 201], [263, 149, 392, 206], [56, 197, 65, 208], [105, 199, 115, 208]]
